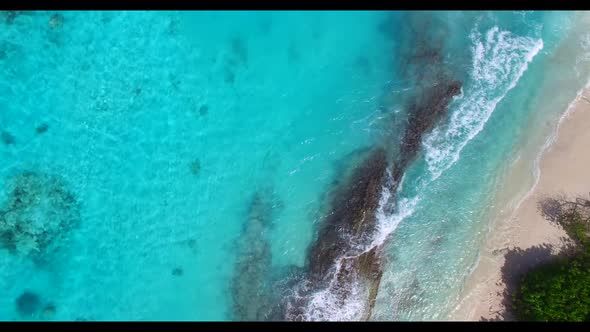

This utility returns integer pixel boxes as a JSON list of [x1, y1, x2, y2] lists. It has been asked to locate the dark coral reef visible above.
[[0, 171, 81, 263]]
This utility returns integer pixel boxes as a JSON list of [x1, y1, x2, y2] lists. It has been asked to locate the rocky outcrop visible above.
[[283, 14, 463, 317]]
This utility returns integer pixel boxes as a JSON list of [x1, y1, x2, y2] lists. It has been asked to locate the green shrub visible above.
[[514, 199, 590, 321], [513, 255, 590, 321], [562, 211, 590, 249]]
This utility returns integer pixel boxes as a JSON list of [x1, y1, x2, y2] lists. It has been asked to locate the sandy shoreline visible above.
[[449, 87, 590, 321]]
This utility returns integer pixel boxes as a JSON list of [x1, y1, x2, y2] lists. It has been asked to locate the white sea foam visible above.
[[302, 260, 366, 321], [423, 26, 544, 181], [372, 25, 545, 255], [300, 26, 544, 321]]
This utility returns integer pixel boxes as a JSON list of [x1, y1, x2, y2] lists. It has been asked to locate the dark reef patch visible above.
[[224, 68, 235, 85], [15, 291, 41, 317], [35, 123, 49, 135], [189, 159, 201, 176], [0, 171, 81, 263], [0, 230, 15, 251], [132, 87, 142, 97], [172, 267, 184, 276], [48, 13, 64, 29], [41, 303, 57, 320], [230, 37, 248, 67], [169, 74, 181, 91], [198, 105, 209, 117], [222, 35, 249, 86], [231, 189, 282, 321], [3, 11, 20, 25], [0, 42, 10, 60], [1, 131, 15, 145], [187, 238, 197, 249], [167, 17, 179, 35], [377, 13, 397, 41]]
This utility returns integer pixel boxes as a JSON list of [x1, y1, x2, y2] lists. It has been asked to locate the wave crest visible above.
[[423, 26, 544, 181]]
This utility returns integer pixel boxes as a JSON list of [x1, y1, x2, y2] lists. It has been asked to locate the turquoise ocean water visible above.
[[1, 11, 589, 321]]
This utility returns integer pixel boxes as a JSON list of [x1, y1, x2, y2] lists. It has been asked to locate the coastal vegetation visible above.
[[512, 195, 590, 321]]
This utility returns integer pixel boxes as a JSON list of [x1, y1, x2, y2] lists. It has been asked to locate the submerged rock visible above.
[[49, 13, 64, 29], [15, 291, 41, 317], [35, 123, 49, 135], [281, 148, 389, 321], [172, 267, 184, 276], [41, 303, 57, 320], [1, 131, 15, 145], [3, 11, 20, 25], [189, 159, 201, 176], [230, 37, 248, 67], [224, 68, 235, 85], [198, 105, 209, 117], [308, 148, 388, 280], [397, 79, 462, 172]]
